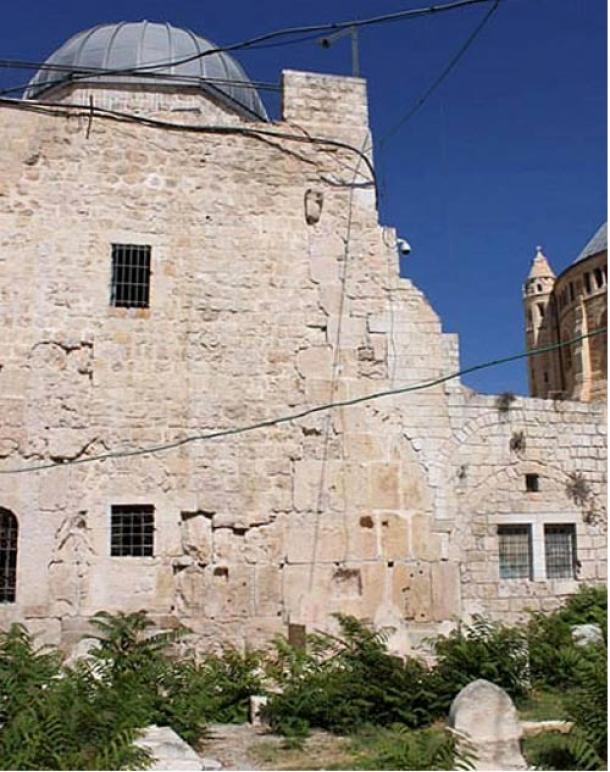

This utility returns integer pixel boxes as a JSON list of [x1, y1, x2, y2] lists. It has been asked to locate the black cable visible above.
[[2, 0, 497, 98], [0, 60, 282, 97], [379, 0, 500, 147], [0, 96, 377, 194], [0, 328, 604, 475]]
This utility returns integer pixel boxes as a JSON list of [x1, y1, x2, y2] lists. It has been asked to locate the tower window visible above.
[[584, 272, 591, 294], [0, 508, 18, 602], [537, 302, 545, 319], [525, 473, 540, 492], [536, 283, 542, 292], [110, 244, 151, 308], [545, 524, 576, 579], [569, 282, 575, 302], [594, 268, 604, 289], [111, 505, 154, 557], [498, 525, 532, 579]]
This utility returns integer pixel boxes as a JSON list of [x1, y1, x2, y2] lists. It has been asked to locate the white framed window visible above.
[[498, 525, 532, 579], [545, 524, 577, 579], [494, 513, 579, 582]]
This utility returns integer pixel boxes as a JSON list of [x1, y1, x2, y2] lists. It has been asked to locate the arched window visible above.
[[0, 509, 18, 603]]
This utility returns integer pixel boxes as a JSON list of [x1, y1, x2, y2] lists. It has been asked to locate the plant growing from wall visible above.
[[495, 391, 516, 414], [510, 431, 526, 453], [565, 471, 592, 507]]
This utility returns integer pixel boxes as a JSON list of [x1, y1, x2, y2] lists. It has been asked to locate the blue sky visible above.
[[0, 0, 606, 395]]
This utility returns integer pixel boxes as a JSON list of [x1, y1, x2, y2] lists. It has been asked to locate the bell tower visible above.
[[523, 247, 557, 397]]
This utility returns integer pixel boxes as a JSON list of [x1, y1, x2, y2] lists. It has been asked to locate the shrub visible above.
[[264, 615, 436, 735], [0, 624, 151, 770], [346, 724, 476, 771], [429, 617, 530, 711], [527, 585, 607, 689]]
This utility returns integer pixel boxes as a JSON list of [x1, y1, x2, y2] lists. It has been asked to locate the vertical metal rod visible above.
[[350, 26, 360, 77]]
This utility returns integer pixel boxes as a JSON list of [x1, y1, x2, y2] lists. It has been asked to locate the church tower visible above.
[[523, 247, 559, 397]]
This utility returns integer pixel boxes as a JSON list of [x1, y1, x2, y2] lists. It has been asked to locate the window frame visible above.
[[544, 523, 577, 580], [0, 508, 18, 603], [498, 524, 533, 580], [110, 243, 152, 309], [110, 504, 155, 558]]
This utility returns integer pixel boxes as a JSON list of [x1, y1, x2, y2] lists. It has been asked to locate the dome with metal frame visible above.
[[25, 20, 268, 121]]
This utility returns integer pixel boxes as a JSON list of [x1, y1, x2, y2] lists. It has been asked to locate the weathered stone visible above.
[[134, 725, 203, 771], [448, 679, 526, 771], [571, 623, 604, 647]]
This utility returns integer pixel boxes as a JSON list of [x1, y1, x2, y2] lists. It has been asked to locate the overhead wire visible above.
[[0, 329, 604, 476], [378, 0, 501, 148], [0, 96, 377, 197]]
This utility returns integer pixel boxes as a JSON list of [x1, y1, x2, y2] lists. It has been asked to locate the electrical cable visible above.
[[0, 0, 498, 98], [378, 0, 500, 148], [0, 328, 604, 476], [0, 96, 377, 195]]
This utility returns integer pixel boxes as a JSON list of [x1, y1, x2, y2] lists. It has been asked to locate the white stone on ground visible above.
[[571, 623, 604, 647], [448, 679, 526, 771], [135, 724, 205, 770]]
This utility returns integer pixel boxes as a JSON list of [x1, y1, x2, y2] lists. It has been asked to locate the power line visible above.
[[0, 329, 604, 476], [0, 0, 498, 99], [379, 0, 501, 147], [0, 96, 377, 194], [0, 59, 282, 97]]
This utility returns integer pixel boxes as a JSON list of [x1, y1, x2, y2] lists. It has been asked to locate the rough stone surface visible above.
[[134, 725, 203, 771], [521, 720, 574, 737], [571, 623, 604, 647], [449, 679, 526, 771], [0, 65, 606, 653]]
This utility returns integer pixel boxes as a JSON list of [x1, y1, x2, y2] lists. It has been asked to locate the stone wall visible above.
[[0, 70, 606, 654]]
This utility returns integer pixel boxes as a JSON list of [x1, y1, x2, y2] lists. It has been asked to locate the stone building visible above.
[[523, 224, 607, 401], [0, 21, 606, 655]]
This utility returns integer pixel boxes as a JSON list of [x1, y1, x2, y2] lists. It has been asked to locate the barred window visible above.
[[545, 524, 576, 579], [0, 508, 18, 602], [111, 505, 154, 557], [110, 244, 151, 308], [498, 525, 532, 580]]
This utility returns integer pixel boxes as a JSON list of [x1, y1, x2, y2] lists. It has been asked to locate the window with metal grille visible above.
[[545, 524, 576, 579], [110, 244, 151, 308], [0, 508, 18, 602], [498, 525, 532, 579], [111, 505, 154, 557]]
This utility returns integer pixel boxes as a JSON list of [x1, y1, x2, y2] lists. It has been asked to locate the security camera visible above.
[[319, 37, 332, 48], [397, 238, 412, 255]]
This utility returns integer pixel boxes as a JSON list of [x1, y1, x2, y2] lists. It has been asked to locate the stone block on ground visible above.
[[448, 679, 526, 771], [135, 725, 203, 770], [571, 623, 604, 647]]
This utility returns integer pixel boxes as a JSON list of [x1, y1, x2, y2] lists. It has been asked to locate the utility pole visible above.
[[318, 26, 360, 77]]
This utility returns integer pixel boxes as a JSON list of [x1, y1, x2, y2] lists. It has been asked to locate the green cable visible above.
[[0, 327, 605, 475]]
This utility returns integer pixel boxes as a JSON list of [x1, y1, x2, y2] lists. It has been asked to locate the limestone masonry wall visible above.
[[0, 71, 605, 654]]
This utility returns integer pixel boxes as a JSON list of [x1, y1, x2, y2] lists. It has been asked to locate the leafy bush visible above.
[[0, 624, 151, 770], [345, 724, 475, 771], [264, 615, 436, 735], [428, 617, 530, 711], [88, 611, 264, 743], [523, 641, 607, 771], [527, 585, 607, 689]]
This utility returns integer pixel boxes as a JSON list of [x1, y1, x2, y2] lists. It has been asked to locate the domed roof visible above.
[[573, 222, 607, 265], [25, 21, 268, 121]]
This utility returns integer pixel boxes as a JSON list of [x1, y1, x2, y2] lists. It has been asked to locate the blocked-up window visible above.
[[0, 508, 17, 602], [110, 244, 151, 308], [111, 505, 154, 557], [498, 525, 532, 579], [545, 524, 576, 579]]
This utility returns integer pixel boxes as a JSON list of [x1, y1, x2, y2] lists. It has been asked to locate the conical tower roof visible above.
[[527, 246, 555, 280]]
